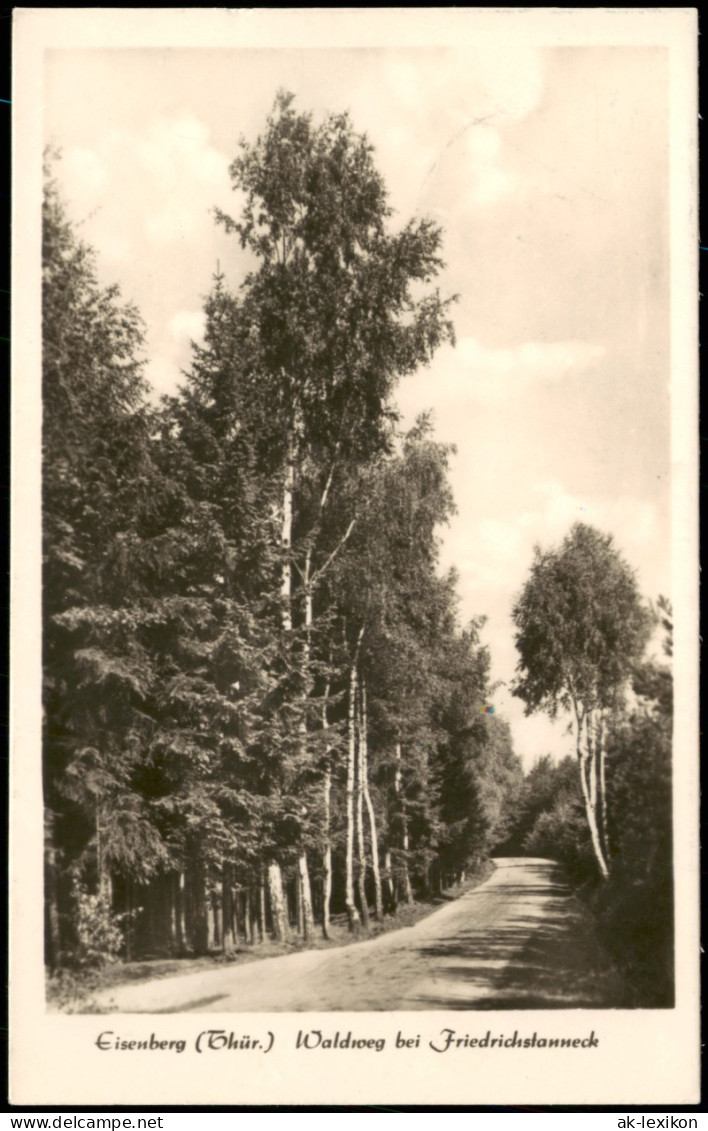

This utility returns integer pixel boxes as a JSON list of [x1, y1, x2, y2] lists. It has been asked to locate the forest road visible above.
[[94, 858, 624, 1013]]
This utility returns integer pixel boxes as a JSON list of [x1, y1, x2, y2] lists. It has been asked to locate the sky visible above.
[[44, 43, 671, 767]]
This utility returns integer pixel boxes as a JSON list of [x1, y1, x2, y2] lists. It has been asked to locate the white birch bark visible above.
[[267, 861, 290, 942], [395, 742, 414, 904], [573, 703, 610, 879], [360, 680, 383, 920], [298, 853, 315, 941], [345, 655, 362, 929]]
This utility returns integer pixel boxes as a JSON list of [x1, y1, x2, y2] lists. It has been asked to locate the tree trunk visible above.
[[298, 853, 315, 942], [168, 873, 179, 952], [355, 688, 370, 929], [96, 804, 113, 906], [267, 861, 290, 942], [575, 708, 610, 880], [360, 681, 383, 920], [383, 849, 397, 914], [395, 742, 414, 904], [258, 871, 266, 942], [322, 766, 333, 939], [320, 681, 333, 939], [222, 863, 235, 956], [281, 428, 295, 632], [126, 880, 134, 961], [207, 892, 217, 951], [243, 889, 252, 944], [175, 872, 187, 952], [45, 829, 62, 966], [234, 882, 242, 945], [597, 712, 610, 862], [190, 865, 209, 955], [345, 652, 362, 931]]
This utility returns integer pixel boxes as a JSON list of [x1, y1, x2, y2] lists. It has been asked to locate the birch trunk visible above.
[[345, 655, 361, 930], [298, 853, 315, 941], [267, 861, 290, 942], [597, 712, 610, 862], [574, 707, 610, 879], [281, 429, 295, 632], [360, 681, 383, 920], [322, 764, 333, 939], [176, 872, 186, 952], [318, 674, 332, 940], [383, 849, 397, 913], [291, 873, 299, 935], [395, 742, 414, 904], [355, 688, 370, 928]]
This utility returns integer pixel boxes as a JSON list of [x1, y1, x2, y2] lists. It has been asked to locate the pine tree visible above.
[[42, 158, 171, 961]]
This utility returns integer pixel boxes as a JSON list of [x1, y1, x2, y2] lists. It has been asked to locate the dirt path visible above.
[[92, 858, 624, 1013]]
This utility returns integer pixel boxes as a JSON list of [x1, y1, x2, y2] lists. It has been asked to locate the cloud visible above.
[[56, 115, 233, 403], [464, 124, 516, 205], [441, 478, 662, 766], [58, 113, 233, 262], [143, 309, 207, 400], [455, 479, 659, 599], [346, 45, 544, 219], [398, 337, 606, 427], [168, 309, 206, 343], [144, 356, 182, 401]]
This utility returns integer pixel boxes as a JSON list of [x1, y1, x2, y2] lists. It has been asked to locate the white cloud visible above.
[[464, 125, 516, 205], [443, 480, 661, 766], [144, 356, 183, 401], [398, 337, 606, 426], [456, 479, 659, 600], [62, 146, 107, 199], [168, 309, 206, 343], [58, 113, 233, 262], [349, 45, 543, 219], [144, 309, 207, 401]]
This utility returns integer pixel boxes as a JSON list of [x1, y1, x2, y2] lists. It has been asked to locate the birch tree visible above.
[[214, 90, 455, 925], [511, 523, 651, 879]]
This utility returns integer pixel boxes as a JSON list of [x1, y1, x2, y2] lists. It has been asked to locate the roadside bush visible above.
[[68, 881, 126, 968], [523, 794, 595, 883]]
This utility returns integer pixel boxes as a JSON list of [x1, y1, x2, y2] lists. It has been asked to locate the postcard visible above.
[[10, 7, 699, 1107]]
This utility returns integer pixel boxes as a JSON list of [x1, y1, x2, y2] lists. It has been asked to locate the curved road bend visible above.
[[93, 858, 624, 1013]]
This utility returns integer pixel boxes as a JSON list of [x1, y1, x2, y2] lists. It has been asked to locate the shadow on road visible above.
[[406, 860, 624, 1010]]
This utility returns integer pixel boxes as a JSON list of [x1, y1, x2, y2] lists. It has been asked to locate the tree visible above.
[[42, 157, 172, 961], [213, 91, 456, 929], [511, 523, 651, 878]]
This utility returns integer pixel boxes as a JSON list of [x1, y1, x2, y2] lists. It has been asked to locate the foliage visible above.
[[512, 523, 651, 719], [501, 755, 595, 881], [593, 640, 674, 1005], [42, 153, 174, 960], [503, 605, 674, 1006], [68, 881, 127, 968], [511, 523, 652, 879]]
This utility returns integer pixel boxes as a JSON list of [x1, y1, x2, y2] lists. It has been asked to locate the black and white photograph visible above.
[[11, 7, 699, 1107]]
